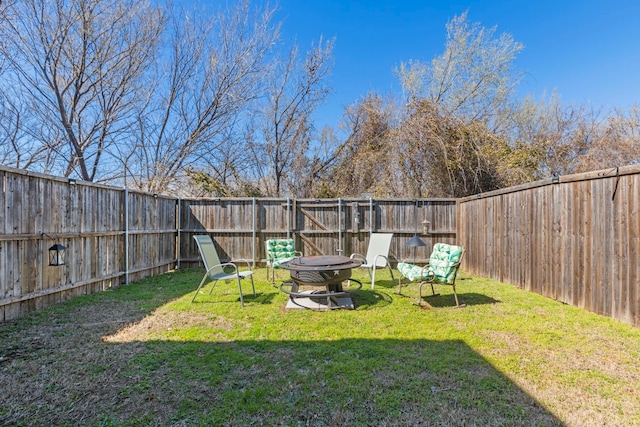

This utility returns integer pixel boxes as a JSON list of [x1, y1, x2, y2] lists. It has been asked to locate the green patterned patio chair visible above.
[[266, 238, 302, 285], [396, 243, 465, 307]]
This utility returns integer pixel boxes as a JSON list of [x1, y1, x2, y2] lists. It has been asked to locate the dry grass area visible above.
[[1, 268, 639, 426]]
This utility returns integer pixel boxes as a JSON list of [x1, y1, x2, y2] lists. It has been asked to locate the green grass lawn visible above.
[[1, 267, 639, 426]]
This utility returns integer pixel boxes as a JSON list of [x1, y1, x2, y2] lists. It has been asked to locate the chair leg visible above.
[[236, 276, 244, 307], [451, 284, 465, 307], [395, 275, 404, 295], [387, 265, 395, 282], [268, 265, 275, 286], [418, 281, 440, 306], [417, 282, 426, 306], [371, 266, 376, 289], [207, 279, 219, 296], [191, 275, 209, 303]]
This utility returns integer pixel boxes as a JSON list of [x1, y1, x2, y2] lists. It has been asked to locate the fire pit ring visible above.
[[279, 255, 363, 310], [281, 255, 362, 288]]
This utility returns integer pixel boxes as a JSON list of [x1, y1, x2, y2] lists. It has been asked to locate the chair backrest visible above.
[[194, 235, 224, 277], [365, 233, 394, 267], [265, 238, 297, 267], [428, 243, 464, 284]]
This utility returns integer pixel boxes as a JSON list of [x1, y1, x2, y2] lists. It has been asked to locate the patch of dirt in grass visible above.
[[104, 310, 236, 342]]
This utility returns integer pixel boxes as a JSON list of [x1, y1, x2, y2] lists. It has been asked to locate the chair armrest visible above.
[[419, 264, 435, 280], [372, 254, 390, 267], [350, 253, 366, 262], [230, 258, 253, 270], [206, 262, 239, 275], [399, 259, 430, 268]]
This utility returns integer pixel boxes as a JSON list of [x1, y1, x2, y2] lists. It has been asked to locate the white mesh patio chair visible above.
[[192, 235, 255, 306], [350, 233, 395, 289]]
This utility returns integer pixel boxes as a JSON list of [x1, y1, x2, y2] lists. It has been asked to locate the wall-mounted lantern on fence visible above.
[[42, 232, 66, 266], [48, 243, 67, 266], [422, 220, 431, 235]]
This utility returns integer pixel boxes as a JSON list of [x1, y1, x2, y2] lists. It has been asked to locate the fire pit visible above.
[[279, 255, 363, 310]]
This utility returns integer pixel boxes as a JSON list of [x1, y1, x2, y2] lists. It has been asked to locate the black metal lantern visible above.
[[48, 243, 66, 266]]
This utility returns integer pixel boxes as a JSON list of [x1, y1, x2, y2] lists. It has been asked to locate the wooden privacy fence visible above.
[[3, 162, 639, 327], [178, 197, 457, 269], [0, 165, 456, 321], [0, 167, 179, 321], [458, 164, 640, 327]]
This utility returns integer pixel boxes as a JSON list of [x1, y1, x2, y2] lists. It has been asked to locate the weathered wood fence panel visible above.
[[0, 167, 180, 321], [126, 191, 178, 283], [458, 165, 640, 327], [178, 198, 458, 268], [0, 169, 126, 320]]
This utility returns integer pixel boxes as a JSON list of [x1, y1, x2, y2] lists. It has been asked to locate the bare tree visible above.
[[0, 0, 165, 181], [293, 125, 349, 198], [323, 93, 400, 197], [508, 93, 601, 177], [398, 99, 510, 197], [0, 92, 62, 171], [123, 1, 279, 194], [576, 105, 640, 171], [247, 37, 334, 197], [392, 12, 529, 196], [396, 11, 523, 132]]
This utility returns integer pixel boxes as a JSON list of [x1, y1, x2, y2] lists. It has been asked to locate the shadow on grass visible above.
[[93, 338, 563, 426], [423, 292, 500, 308], [192, 290, 279, 306], [393, 291, 499, 308], [352, 289, 393, 309], [0, 269, 563, 426]]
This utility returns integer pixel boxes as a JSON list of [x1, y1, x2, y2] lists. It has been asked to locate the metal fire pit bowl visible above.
[[279, 255, 363, 310], [280, 255, 362, 288]]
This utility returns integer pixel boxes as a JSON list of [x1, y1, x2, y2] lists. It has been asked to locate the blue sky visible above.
[[276, 0, 640, 129]]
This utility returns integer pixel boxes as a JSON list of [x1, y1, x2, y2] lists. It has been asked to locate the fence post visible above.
[[286, 197, 291, 240], [252, 197, 256, 268], [123, 188, 129, 285], [337, 198, 343, 254], [176, 197, 181, 269], [369, 197, 374, 235]]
